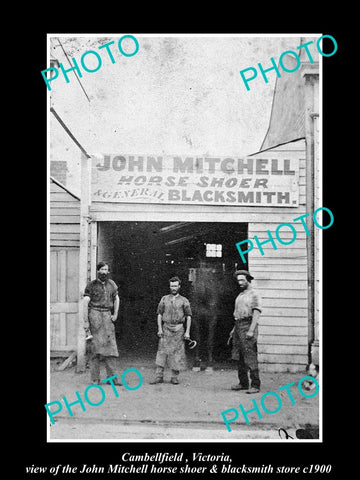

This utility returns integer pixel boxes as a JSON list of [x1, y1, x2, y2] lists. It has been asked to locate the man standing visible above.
[[83, 262, 121, 385], [150, 276, 192, 385], [229, 270, 262, 394]]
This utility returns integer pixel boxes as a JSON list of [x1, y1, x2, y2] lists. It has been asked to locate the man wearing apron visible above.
[[150, 276, 192, 385], [83, 262, 120, 385]]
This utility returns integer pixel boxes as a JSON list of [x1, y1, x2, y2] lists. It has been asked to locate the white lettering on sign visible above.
[[91, 154, 300, 207]]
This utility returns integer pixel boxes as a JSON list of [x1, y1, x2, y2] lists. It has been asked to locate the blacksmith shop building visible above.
[[49, 42, 320, 373]]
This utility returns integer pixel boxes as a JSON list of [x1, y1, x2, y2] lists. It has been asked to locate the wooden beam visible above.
[[158, 222, 192, 233], [50, 108, 91, 159], [76, 152, 91, 373], [56, 351, 77, 371], [90, 221, 97, 280], [165, 234, 198, 245]]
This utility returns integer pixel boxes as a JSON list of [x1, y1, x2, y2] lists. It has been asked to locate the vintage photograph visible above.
[[47, 33, 325, 441]]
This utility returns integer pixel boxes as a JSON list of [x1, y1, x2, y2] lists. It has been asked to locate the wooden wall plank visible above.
[[50, 192, 81, 202], [66, 250, 79, 302], [260, 325, 308, 336], [260, 289, 307, 299], [50, 224, 80, 234], [260, 363, 307, 373], [50, 251, 58, 302], [50, 215, 81, 223], [258, 335, 308, 345], [50, 313, 60, 347], [258, 353, 308, 363], [51, 233, 81, 241], [50, 207, 80, 216], [259, 344, 307, 354], [253, 272, 307, 281], [257, 276, 307, 285], [260, 319, 307, 329], [261, 298, 307, 308], [51, 200, 80, 209], [260, 308, 308, 319], [251, 257, 307, 265], [256, 280, 307, 290], [58, 250, 66, 303], [59, 312, 67, 346], [50, 240, 80, 247], [251, 264, 307, 273]]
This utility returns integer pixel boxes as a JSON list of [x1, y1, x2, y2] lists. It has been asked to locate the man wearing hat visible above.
[[229, 270, 262, 394]]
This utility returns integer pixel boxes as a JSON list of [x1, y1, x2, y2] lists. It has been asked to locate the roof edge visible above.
[[50, 176, 80, 201], [249, 137, 306, 156]]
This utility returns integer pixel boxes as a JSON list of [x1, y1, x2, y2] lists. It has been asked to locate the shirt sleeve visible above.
[[183, 298, 192, 316], [84, 282, 92, 298], [109, 280, 118, 300], [251, 291, 262, 313], [157, 296, 166, 315]]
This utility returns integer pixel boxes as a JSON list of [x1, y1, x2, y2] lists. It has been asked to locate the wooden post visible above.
[[90, 221, 98, 280], [302, 65, 319, 363], [76, 152, 91, 372]]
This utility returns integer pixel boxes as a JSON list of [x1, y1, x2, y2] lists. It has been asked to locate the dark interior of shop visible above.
[[98, 221, 248, 366]]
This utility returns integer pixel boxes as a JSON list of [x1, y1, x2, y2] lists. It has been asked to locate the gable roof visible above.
[[260, 61, 305, 151], [260, 37, 319, 152]]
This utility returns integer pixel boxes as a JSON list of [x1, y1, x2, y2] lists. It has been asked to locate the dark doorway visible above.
[[97, 221, 248, 364]]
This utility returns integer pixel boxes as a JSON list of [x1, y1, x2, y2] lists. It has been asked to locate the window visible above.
[[205, 243, 222, 258]]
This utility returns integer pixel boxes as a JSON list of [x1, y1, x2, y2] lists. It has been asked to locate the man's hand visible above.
[[246, 330, 254, 339], [111, 314, 117, 323], [184, 332, 190, 340], [157, 330, 164, 338]]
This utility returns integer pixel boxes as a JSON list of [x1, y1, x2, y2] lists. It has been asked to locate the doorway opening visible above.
[[97, 221, 248, 364]]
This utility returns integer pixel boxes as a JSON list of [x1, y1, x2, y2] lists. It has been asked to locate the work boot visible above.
[[246, 386, 260, 394], [231, 384, 249, 391], [101, 378, 122, 386], [149, 377, 164, 385], [170, 377, 179, 385]]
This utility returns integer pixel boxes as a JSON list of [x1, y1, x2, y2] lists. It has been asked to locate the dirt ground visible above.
[[47, 356, 320, 441]]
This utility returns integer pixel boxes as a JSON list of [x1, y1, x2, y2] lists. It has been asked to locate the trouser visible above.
[[236, 321, 260, 389], [155, 365, 180, 379], [90, 353, 118, 382]]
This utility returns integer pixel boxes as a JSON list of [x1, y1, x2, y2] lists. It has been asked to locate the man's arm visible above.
[[183, 299, 192, 339], [246, 309, 261, 338], [157, 313, 164, 337], [184, 315, 191, 339], [83, 295, 90, 330], [111, 294, 120, 322]]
